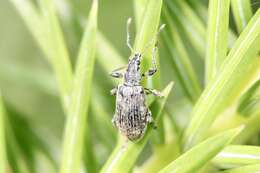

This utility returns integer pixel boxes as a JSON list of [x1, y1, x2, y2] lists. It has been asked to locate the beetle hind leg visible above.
[[112, 114, 118, 127], [146, 111, 157, 129]]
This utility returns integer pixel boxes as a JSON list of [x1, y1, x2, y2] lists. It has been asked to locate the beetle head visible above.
[[124, 53, 142, 86]]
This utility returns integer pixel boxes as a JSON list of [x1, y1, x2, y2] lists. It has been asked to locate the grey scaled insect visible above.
[[110, 18, 165, 141]]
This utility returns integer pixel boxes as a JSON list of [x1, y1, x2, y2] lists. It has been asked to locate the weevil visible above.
[[110, 18, 165, 141]]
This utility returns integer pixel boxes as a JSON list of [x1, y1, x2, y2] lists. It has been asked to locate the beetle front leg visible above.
[[110, 66, 126, 78], [110, 71, 123, 78], [144, 88, 163, 97], [142, 43, 158, 77]]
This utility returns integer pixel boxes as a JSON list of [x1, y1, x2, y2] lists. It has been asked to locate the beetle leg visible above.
[[146, 111, 157, 129], [142, 45, 158, 77], [112, 114, 117, 127], [110, 87, 118, 96], [110, 66, 126, 78], [144, 88, 163, 97]]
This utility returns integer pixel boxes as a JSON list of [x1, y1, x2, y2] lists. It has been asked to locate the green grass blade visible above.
[[38, 0, 73, 107], [133, 0, 148, 31], [234, 112, 260, 144], [8, 0, 49, 58], [134, 139, 181, 173], [100, 82, 173, 173], [59, 1, 98, 173], [184, 9, 260, 149], [162, 8, 201, 103], [165, 0, 206, 58], [237, 79, 260, 116], [159, 127, 243, 173], [10, 0, 73, 108], [231, 0, 253, 34], [134, 0, 163, 83], [134, 0, 162, 53], [218, 164, 260, 173], [0, 93, 6, 173], [206, 0, 231, 84], [213, 145, 260, 168]]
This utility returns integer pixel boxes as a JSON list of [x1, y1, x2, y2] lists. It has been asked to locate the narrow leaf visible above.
[[231, 0, 253, 33], [100, 82, 173, 173], [206, 0, 231, 83], [234, 112, 260, 144], [218, 164, 260, 173], [237, 79, 260, 116], [134, 0, 163, 82], [8, 0, 49, 58], [213, 145, 260, 168], [10, 0, 73, 108], [159, 127, 243, 173], [184, 9, 260, 149], [165, 0, 206, 58], [133, 0, 149, 31], [162, 8, 201, 103], [59, 1, 98, 173], [38, 0, 73, 107]]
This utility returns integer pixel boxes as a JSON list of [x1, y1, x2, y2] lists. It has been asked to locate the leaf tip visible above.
[[162, 81, 174, 97]]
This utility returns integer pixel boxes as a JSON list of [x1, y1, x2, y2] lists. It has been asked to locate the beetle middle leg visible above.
[[146, 110, 157, 129], [144, 88, 163, 97]]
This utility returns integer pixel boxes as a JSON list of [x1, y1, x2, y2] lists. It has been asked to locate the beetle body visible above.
[[113, 84, 151, 141], [112, 53, 152, 141], [110, 19, 165, 141]]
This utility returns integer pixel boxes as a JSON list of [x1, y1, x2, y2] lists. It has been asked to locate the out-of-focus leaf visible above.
[[213, 145, 260, 168], [218, 164, 260, 173], [162, 7, 201, 103], [100, 83, 173, 173], [234, 112, 260, 144], [231, 0, 253, 33], [205, 0, 231, 83], [237, 79, 260, 116], [8, 0, 49, 58], [60, 1, 98, 173], [96, 32, 126, 85], [10, 0, 73, 109], [134, 139, 181, 173], [165, 0, 206, 58], [184, 9, 260, 149], [0, 63, 57, 96], [5, 103, 55, 173], [38, 0, 73, 108], [134, 0, 149, 31], [159, 127, 243, 173]]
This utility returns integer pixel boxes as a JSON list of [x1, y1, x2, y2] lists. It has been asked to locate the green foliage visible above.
[[1, 0, 260, 173], [60, 1, 98, 173]]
